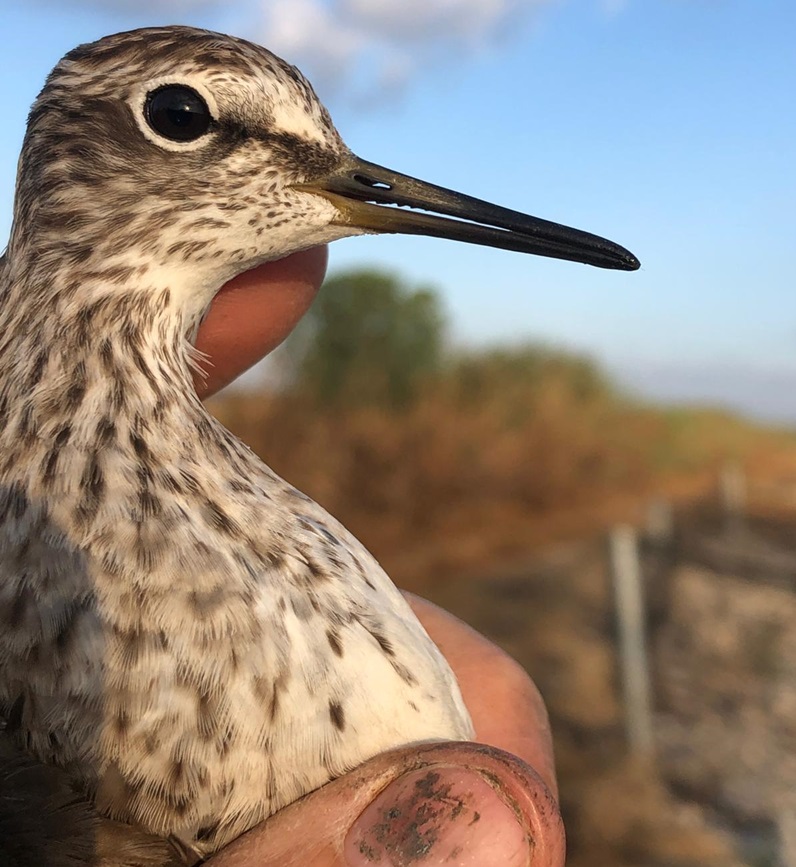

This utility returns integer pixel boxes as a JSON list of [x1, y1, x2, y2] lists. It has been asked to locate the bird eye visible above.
[[144, 85, 212, 142]]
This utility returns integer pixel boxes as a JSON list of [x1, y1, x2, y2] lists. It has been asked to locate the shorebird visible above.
[[0, 25, 639, 864]]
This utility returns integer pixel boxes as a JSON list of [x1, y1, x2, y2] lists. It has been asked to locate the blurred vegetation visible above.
[[211, 265, 796, 585], [289, 268, 445, 408]]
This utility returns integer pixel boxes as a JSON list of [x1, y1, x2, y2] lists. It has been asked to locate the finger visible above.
[[206, 742, 564, 867], [406, 593, 557, 797], [194, 246, 328, 397]]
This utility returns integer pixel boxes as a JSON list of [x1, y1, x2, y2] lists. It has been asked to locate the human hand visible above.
[[197, 255, 565, 866], [193, 246, 329, 396]]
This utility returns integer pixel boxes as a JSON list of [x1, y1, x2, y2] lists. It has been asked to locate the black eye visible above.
[[145, 85, 212, 142]]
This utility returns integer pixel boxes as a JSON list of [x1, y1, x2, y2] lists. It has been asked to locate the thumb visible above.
[[206, 742, 565, 867]]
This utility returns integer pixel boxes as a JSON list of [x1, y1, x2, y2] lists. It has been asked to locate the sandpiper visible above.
[[0, 25, 639, 863]]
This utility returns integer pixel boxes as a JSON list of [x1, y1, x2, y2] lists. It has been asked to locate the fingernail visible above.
[[345, 764, 531, 866]]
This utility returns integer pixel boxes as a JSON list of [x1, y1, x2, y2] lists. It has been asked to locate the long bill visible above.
[[295, 155, 640, 272]]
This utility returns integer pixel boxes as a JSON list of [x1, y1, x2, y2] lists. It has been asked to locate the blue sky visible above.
[[1, 1, 795, 420]]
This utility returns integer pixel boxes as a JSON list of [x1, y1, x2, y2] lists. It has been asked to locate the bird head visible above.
[[10, 26, 638, 322]]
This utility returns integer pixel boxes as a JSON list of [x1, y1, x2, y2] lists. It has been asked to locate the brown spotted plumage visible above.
[[0, 22, 639, 867], [0, 26, 475, 865]]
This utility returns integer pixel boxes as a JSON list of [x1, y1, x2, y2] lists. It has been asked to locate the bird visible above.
[[0, 25, 639, 866]]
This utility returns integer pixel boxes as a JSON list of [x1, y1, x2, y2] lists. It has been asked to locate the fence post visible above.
[[609, 524, 655, 759], [719, 461, 746, 535]]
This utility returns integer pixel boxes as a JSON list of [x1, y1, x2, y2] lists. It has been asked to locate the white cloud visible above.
[[599, 0, 630, 17], [255, 0, 553, 102], [258, 0, 365, 91], [339, 0, 519, 44]]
